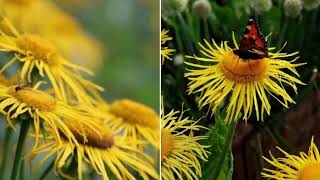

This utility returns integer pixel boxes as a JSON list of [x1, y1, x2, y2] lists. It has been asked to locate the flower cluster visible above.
[[0, 1, 159, 180]]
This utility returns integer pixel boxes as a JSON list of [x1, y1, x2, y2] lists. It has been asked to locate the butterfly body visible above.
[[233, 16, 269, 60]]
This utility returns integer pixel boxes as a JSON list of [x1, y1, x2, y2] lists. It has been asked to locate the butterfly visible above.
[[233, 16, 269, 60]]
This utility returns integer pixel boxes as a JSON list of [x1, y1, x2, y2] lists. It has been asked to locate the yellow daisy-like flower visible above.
[[185, 33, 305, 123], [0, 0, 104, 69], [161, 29, 175, 65], [32, 118, 159, 180], [108, 99, 159, 148], [0, 82, 102, 149], [262, 137, 320, 180], [161, 103, 208, 180], [0, 18, 103, 104]]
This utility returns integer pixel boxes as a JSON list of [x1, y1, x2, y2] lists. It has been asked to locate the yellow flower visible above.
[[262, 137, 320, 180], [0, 82, 102, 149], [161, 103, 208, 180], [109, 99, 159, 148], [161, 29, 176, 65], [185, 33, 305, 123], [0, 18, 103, 104], [32, 118, 159, 180], [0, 0, 104, 70]]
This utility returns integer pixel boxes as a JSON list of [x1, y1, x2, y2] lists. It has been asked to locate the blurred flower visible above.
[[284, 0, 303, 18], [192, 0, 212, 19], [32, 118, 159, 180], [302, 0, 320, 10], [185, 34, 305, 123], [109, 99, 159, 148], [161, 0, 189, 17], [0, 18, 103, 105], [0, 82, 103, 149], [161, 29, 176, 65], [161, 101, 208, 180], [248, 0, 272, 14], [262, 137, 320, 180], [0, 0, 104, 70], [174, 54, 184, 66]]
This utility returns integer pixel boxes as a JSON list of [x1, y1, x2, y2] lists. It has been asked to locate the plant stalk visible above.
[[211, 121, 237, 180], [0, 127, 13, 180], [10, 120, 30, 180]]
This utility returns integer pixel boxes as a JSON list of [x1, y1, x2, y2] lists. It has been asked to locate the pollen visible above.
[[220, 52, 267, 83], [17, 34, 59, 65], [9, 86, 56, 111], [161, 129, 174, 160], [110, 99, 159, 129], [65, 121, 114, 149], [299, 163, 320, 180]]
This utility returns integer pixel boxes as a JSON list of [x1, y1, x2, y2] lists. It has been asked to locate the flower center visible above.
[[9, 86, 56, 111], [299, 163, 320, 180], [220, 52, 267, 83], [17, 35, 59, 65], [65, 120, 114, 149], [110, 99, 159, 129], [161, 129, 174, 161]]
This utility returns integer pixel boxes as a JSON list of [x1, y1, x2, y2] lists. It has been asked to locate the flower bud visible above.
[[174, 54, 184, 66], [284, 0, 303, 18], [192, 0, 212, 18], [302, 0, 320, 10], [248, 0, 272, 14], [161, 0, 189, 17]]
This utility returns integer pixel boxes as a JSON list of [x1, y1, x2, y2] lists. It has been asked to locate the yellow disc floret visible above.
[[64, 120, 114, 149], [161, 129, 174, 160], [220, 52, 267, 83], [17, 34, 59, 65], [9, 85, 56, 112], [110, 99, 159, 129], [299, 163, 320, 180]]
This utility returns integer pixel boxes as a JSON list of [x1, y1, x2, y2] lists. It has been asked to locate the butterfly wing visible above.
[[234, 16, 268, 59]]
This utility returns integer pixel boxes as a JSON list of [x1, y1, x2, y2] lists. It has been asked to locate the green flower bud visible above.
[[302, 0, 320, 10], [248, 0, 272, 14], [284, 0, 303, 18], [161, 0, 189, 17], [192, 0, 212, 18]]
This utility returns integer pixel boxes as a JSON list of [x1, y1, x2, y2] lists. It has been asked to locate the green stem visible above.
[[10, 120, 30, 180], [203, 18, 210, 41], [211, 121, 237, 180], [40, 160, 54, 180], [277, 16, 288, 48], [0, 127, 13, 180], [19, 160, 24, 180]]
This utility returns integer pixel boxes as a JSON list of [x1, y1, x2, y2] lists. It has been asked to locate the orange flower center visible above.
[[17, 35, 60, 65], [161, 129, 174, 161], [299, 163, 320, 180], [220, 52, 267, 83]]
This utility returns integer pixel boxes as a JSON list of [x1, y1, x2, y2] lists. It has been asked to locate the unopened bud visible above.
[[192, 0, 212, 18]]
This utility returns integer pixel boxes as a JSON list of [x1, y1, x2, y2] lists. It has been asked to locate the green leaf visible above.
[[200, 111, 236, 180]]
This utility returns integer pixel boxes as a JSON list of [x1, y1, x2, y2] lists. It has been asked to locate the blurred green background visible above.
[[64, 0, 160, 110]]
